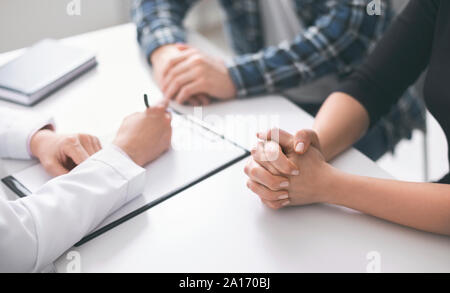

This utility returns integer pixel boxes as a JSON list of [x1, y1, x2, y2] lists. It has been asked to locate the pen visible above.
[[144, 93, 180, 115], [144, 94, 150, 108]]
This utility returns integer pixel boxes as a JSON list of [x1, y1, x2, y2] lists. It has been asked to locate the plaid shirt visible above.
[[132, 0, 392, 98]]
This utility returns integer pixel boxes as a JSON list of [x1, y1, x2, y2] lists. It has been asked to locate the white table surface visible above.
[[0, 24, 449, 273]]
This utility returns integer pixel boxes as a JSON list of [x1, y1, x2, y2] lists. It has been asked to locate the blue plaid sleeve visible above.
[[131, 0, 199, 63], [227, 0, 389, 98]]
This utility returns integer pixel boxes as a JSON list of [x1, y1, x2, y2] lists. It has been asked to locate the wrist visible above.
[[150, 44, 180, 65], [110, 144, 134, 163], [30, 129, 55, 159], [112, 141, 141, 167], [318, 164, 344, 204], [226, 63, 245, 99], [224, 63, 238, 100]]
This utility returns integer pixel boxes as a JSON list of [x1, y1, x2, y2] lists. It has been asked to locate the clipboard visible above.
[[2, 110, 250, 246]]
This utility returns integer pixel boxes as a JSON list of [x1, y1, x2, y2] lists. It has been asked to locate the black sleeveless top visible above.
[[339, 0, 450, 183]]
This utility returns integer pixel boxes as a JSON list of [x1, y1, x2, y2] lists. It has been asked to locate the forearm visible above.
[[313, 92, 369, 161], [326, 168, 450, 235], [150, 44, 180, 65]]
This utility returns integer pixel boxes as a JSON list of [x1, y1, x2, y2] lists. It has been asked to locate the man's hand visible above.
[[113, 103, 172, 167], [151, 44, 183, 86], [156, 44, 236, 105], [244, 128, 334, 209], [30, 129, 102, 176], [151, 44, 213, 106]]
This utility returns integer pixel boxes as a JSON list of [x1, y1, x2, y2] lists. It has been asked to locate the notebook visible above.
[[0, 39, 97, 106], [2, 110, 249, 245]]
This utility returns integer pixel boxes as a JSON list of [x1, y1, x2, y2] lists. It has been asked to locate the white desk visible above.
[[0, 24, 449, 273]]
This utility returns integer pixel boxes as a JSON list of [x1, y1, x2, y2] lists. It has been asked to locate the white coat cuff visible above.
[[89, 146, 146, 203], [3, 116, 55, 160]]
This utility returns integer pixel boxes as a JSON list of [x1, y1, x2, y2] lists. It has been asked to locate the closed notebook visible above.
[[0, 39, 97, 106]]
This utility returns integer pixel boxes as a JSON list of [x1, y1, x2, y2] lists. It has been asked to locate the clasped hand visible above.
[[244, 128, 335, 209], [151, 44, 237, 106]]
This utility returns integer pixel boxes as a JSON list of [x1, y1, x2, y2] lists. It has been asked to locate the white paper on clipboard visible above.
[[3, 111, 248, 239]]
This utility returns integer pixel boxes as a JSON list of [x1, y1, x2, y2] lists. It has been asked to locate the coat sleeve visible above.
[[0, 108, 54, 160], [0, 146, 146, 273]]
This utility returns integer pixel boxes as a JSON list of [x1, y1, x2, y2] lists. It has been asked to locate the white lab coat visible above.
[[0, 108, 146, 273]]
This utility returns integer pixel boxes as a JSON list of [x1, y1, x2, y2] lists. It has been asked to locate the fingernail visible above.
[[278, 194, 289, 200], [291, 170, 300, 176], [280, 181, 289, 188], [282, 200, 291, 207], [295, 142, 305, 153]]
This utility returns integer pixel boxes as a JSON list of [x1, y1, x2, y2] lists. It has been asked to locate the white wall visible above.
[[0, 0, 133, 53], [0, 0, 223, 53]]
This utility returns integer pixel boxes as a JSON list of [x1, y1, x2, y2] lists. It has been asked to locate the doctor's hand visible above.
[[244, 128, 335, 209], [30, 129, 102, 176], [158, 44, 237, 105], [113, 103, 172, 167]]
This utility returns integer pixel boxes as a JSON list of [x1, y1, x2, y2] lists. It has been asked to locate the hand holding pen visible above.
[[112, 94, 172, 167], [144, 94, 170, 110]]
